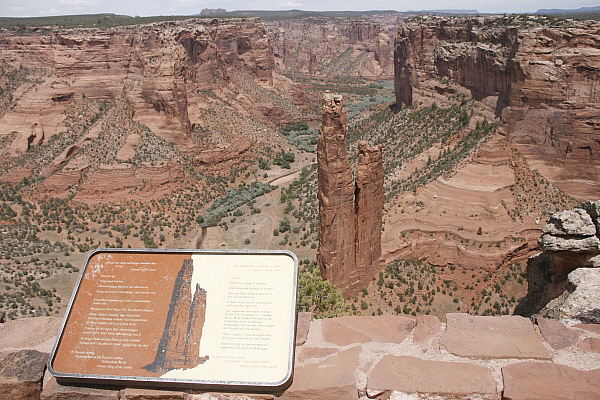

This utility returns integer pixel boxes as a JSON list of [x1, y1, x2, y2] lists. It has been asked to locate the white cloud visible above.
[[278, 1, 303, 6], [58, 0, 98, 5], [39, 8, 59, 15]]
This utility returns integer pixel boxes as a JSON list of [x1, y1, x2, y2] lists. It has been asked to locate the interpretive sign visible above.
[[48, 249, 298, 390]]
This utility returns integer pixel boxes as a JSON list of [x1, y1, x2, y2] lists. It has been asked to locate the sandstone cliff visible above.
[[394, 15, 600, 199], [267, 18, 393, 79], [0, 17, 308, 198], [317, 93, 384, 296]]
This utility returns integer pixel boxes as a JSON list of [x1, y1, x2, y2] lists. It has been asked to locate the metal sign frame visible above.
[[48, 248, 299, 391]]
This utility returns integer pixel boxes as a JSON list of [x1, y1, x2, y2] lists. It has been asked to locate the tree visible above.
[[296, 268, 347, 318]]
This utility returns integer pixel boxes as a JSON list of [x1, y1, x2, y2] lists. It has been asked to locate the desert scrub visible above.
[[202, 182, 274, 227], [297, 264, 347, 318], [388, 118, 496, 198]]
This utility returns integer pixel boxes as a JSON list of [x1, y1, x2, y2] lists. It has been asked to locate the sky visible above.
[[0, 0, 598, 18]]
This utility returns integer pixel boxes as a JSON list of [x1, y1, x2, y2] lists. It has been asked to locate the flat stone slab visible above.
[[188, 395, 274, 400], [439, 314, 551, 359], [413, 315, 441, 345], [297, 347, 339, 362], [295, 312, 312, 346], [321, 315, 415, 346], [41, 375, 120, 400], [120, 388, 186, 399], [536, 318, 579, 349], [579, 337, 600, 354], [368, 356, 496, 397], [0, 317, 62, 352], [282, 346, 360, 400], [573, 324, 600, 334], [502, 362, 600, 400]]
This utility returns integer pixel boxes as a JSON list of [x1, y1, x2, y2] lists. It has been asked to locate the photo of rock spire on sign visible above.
[[145, 258, 209, 372]]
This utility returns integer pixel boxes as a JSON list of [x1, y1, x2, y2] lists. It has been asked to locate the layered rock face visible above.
[[317, 93, 356, 293], [516, 200, 600, 323], [0, 18, 273, 144], [355, 141, 385, 288], [267, 18, 393, 78], [0, 18, 298, 197], [317, 93, 383, 296], [394, 16, 600, 198]]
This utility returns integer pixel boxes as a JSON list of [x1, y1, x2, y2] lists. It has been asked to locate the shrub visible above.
[[297, 268, 347, 318]]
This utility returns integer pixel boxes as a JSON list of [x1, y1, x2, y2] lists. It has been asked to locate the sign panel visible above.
[[48, 249, 298, 390]]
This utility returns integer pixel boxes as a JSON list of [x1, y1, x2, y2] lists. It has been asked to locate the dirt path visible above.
[[267, 163, 315, 186], [196, 226, 208, 249]]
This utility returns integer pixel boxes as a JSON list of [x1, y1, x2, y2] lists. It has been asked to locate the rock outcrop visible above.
[[194, 138, 253, 165], [354, 141, 385, 290], [515, 200, 600, 322], [317, 93, 357, 294], [317, 93, 384, 296], [394, 15, 600, 199], [0, 18, 291, 198]]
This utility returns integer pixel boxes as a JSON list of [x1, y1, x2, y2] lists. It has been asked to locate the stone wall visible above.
[[1, 313, 599, 399]]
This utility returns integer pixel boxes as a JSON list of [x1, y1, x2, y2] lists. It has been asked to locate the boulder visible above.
[[0, 350, 48, 400]]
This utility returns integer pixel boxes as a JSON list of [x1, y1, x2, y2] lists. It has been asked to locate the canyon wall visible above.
[[394, 15, 600, 199], [0, 18, 304, 197], [0, 18, 274, 146], [267, 18, 393, 79], [317, 93, 384, 296]]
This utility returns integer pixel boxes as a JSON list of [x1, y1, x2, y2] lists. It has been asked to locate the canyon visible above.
[[377, 14, 600, 287], [0, 12, 598, 321], [0, 10, 598, 399]]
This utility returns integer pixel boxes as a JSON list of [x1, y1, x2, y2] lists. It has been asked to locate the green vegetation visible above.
[[273, 151, 296, 169], [202, 182, 274, 227], [0, 14, 197, 31], [297, 263, 347, 318], [391, 118, 495, 197], [354, 258, 527, 319], [281, 122, 318, 152], [349, 99, 496, 201]]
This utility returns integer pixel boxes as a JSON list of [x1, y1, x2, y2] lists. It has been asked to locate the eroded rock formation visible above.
[[355, 141, 385, 289], [145, 258, 208, 372], [0, 17, 303, 198], [394, 16, 600, 199], [515, 200, 600, 323], [317, 93, 383, 296], [268, 18, 393, 79]]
